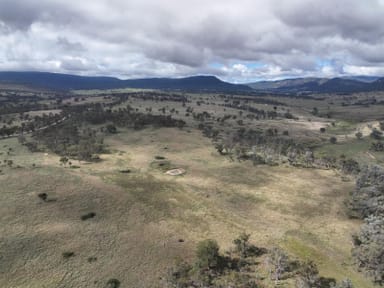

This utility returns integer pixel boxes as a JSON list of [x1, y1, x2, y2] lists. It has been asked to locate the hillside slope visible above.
[[0, 71, 251, 92]]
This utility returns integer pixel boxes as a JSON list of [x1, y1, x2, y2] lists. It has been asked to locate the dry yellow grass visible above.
[[0, 127, 374, 287]]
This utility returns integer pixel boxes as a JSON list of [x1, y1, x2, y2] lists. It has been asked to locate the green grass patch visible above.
[[283, 231, 374, 287], [283, 232, 325, 261], [327, 120, 356, 135], [315, 138, 384, 165], [316, 139, 370, 157]]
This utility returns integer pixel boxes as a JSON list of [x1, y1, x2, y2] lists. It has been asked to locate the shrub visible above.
[[105, 278, 120, 288], [233, 232, 251, 258], [62, 251, 75, 259], [330, 279, 354, 288], [150, 160, 171, 171], [371, 141, 384, 152], [296, 261, 320, 288], [87, 256, 97, 263], [165, 261, 193, 287], [267, 247, 290, 283], [38, 193, 48, 201], [81, 212, 96, 221], [355, 131, 363, 140], [196, 239, 220, 269], [370, 128, 382, 140], [340, 158, 360, 175], [105, 124, 117, 134]]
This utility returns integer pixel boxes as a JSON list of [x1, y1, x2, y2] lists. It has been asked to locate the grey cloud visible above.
[[0, 0, 41, 29], [0, 0, 86, 31], [1, 0, 384, 81], [274, 0, 384, 43], [57, 37, 86, 52]]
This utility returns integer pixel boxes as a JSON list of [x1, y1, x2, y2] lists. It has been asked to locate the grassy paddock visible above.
[[0, 89, 381, 287]]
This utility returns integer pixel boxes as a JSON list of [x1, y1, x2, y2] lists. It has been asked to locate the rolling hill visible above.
[[248, 76, 384, 94], [2, 71, 384, 94], [0, 71, 251, 92]]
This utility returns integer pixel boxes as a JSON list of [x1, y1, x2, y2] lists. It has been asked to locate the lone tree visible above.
[[267, 247, 289, 284], [330, 136, 337, 144], [59, 156, 69, 166], [355, 131, 363, 140], [105, 124, 117, 134], [105, 278, 120, 288], [370, 128, 382, 140], [38, 193, 48, 202], [331, 279, 354, 288], [233, 232, 251, 259], [296, 260, 320, 288], [7, 160, 13, 167], [196, 239, 220, 270]]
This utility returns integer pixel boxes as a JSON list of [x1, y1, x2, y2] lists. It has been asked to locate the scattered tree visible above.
[[352, 215, 384, 285], [267, 247, 290, 284], [105, 278, 120, 288], [81, 212, 96, 221], [62, 251, 75, 259], [196, 239, 220, 270], [233, 232, 251, 259], [329, 136, 337, 144], [296, 261, 320, 288], [370, 128, 382, 140], [38, 193, 48, 202]]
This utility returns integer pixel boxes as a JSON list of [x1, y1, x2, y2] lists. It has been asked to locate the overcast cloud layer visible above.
[[1, 0, 384, 82]]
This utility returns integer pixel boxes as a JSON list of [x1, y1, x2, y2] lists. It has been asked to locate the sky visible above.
[[1, 0, 384, 83]]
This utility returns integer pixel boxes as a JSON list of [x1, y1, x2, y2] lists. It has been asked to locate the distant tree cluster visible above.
[[21, 101, 185, 160], [31, 122, 104, 161], [221, 102, 294, 120], [0, 100, 47, 115], [0, 125, 18, 137], [67, 103, 185, 130], [0, 111, 63, 138]]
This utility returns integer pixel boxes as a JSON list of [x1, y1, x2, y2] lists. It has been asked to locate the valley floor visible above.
[[0, 127, 374, 287]]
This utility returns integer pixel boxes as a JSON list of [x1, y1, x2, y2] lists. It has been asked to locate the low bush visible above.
[[81, 212, 96, 221]]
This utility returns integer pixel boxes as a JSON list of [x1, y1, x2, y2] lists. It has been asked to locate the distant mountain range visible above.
[[247, 76, 384, 94], [1, 71, 384, 94], [0, 71, 251, 92]]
